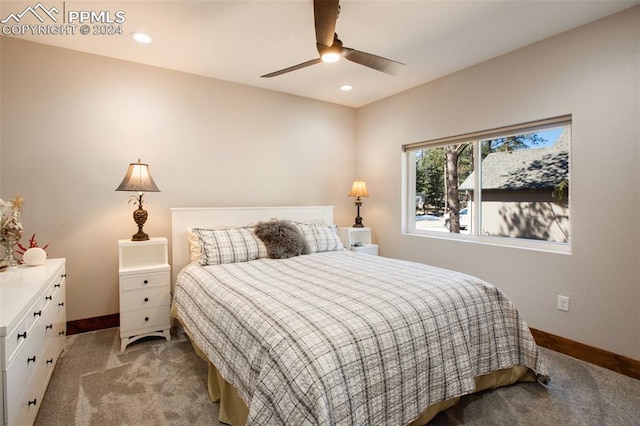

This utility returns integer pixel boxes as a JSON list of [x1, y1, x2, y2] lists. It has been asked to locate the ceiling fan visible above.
[[261, 0, 405, 78]]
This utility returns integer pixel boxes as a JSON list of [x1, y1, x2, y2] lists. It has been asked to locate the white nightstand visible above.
[[118, 238, 171, 351], [338, 227, 379, 256]]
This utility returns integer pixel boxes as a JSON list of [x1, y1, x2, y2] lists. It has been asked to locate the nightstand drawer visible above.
[[119, 305, 170, 334], [120, 286, 171, 312], [351, 244, 378, 256], [120, 271, 169, 290]]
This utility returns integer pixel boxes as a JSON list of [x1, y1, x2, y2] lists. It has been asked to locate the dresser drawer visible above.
[[120, 305, 170, 335], [8, 343, 50, 426], [120, 271, 169, 290], [120, 285, 170, 312], [5, 331, 44, 418], [4, 284, 47, 368], [4, 314, 29, 368]]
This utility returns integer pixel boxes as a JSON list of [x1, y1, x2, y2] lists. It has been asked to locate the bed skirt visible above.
[[181, 319, 536, 425]]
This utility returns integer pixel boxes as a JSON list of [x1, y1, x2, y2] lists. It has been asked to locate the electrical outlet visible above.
[[557, 295, 570, 312]]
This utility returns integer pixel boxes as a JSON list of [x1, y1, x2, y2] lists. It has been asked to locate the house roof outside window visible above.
[[460, 129, 569, 191]]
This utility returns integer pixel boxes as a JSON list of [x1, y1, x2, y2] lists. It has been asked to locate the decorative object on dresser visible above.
[[118, 238, 171, 351], [16, 234, 49, 259], [22, 248, 47, 266], [348, 178, 369, 227], [0, 194, 25, 267], [338, 226, 378, 255], [115, 159, 161, 241], [0, 258, 66, 425]]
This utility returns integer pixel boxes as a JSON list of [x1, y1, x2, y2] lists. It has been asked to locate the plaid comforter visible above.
[[174, 251, 549, 425]]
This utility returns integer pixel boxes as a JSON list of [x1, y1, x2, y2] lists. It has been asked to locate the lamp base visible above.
[[353, 201, 364, 227], [131, 207, 150, 241], [131, 230, 150, 241]]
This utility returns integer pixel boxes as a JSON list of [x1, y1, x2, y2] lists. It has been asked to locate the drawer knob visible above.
[[62, 274, 67, 278], [59, 302, 65, 307], [59, 331, 65, 336], [17, 331, 27, 340], [46, 358, 54, 364], [27, 356, 36, 364], [144, 297, 149, 302], [46, 295, 52, 301], [55, 283, 61, 288], [145, 316, 149, 322], [143, 279, 149, 284], [28, 399, 37, 407], [34, 310, 42, 317], [46, 324, 53, 330]]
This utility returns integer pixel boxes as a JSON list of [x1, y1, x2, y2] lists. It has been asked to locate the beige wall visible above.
[[1, 37, 357, 322], [357, 7, 639, 359]]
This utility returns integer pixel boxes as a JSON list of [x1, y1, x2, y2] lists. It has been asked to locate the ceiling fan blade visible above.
[[261, 58, 323, 78], [343, 48, 406, 75], [314, 0, 339, 47]]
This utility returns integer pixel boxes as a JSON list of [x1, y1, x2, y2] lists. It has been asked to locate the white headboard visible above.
[[170, 206, 335, 284]]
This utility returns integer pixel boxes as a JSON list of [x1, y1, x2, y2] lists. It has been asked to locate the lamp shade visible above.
[[348, 178, 369, 198], [115, 159, 160, 193]]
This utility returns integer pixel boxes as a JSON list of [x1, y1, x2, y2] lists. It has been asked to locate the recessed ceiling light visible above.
[[131, 32, 152, 44], [340, 84, 353, 91]]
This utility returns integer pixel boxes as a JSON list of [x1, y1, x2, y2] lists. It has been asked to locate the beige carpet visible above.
[[35, 327, 639, 425]]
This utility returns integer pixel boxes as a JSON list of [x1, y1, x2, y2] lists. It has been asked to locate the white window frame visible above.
[[402, 116, 572, 254]]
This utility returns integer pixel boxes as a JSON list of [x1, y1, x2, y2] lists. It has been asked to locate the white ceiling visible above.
[[2, 0, 638, 108]]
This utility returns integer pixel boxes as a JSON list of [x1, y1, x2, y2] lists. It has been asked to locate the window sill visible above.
[[403, 229, 572, 255]]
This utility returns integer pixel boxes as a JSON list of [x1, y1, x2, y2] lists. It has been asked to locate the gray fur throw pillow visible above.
[[254, 219, 310, 259]]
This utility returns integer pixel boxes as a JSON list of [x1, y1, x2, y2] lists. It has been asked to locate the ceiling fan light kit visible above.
[[321, 52, 341, 63], [261, 0, 405, 78]]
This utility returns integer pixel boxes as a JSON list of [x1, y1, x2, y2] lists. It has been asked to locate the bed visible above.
[[171, 206, 549, 425]]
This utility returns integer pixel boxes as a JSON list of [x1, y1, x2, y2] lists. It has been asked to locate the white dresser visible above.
[[118, 238, 171, 352], [0, 258, 66, 426]]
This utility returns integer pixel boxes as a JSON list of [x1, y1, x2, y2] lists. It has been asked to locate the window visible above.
[[404, 116, 571, 252]]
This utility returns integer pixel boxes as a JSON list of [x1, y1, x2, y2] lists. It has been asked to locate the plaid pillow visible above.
[[312, 224, 345, 252], [194, 227, 267, 266], [293, 222, 318, 253]]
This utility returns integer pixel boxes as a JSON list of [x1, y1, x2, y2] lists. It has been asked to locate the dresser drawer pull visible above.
[[46, 324, 53, 330], [17, 331, 27, 340], [27, 356, 36, 364], [34, 310, 42, 317], [145, 316, 149, 322], [144, 297, 149, 302], [46, 358, 54, 364], [55, 283, 61, 288], [59, 302, 65, 307], [46, 295, 52, 301], [143, 279, 149, 284], [59, 331, 66, 336], [62, 274, 67, 278], [28, 399, 37, 407]]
